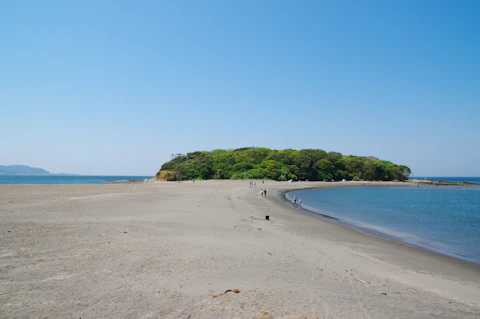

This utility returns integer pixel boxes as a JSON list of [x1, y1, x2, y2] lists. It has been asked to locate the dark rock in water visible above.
[[415, 180, 480, 187]]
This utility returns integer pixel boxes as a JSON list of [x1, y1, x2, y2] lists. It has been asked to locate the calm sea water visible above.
[[0, 175, 152, 184], [286, 186, 480, 264]]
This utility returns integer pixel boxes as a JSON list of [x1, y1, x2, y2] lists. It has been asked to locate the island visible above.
[[155, 147, 411, 182], [0, 165, 77, 176]]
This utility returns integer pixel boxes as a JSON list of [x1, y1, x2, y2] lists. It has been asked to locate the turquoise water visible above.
[[286, 186, 480, 264], [0, 175, 152, 184]]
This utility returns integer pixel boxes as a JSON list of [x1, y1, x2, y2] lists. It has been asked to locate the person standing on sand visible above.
[[260, 189, 264, 197], [264, 189, 267, 198]]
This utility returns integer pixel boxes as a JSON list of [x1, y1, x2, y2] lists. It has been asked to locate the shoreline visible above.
[[262, 182, 480, 304], [278, 184, 480, 266], [1, 181, 479, 318]]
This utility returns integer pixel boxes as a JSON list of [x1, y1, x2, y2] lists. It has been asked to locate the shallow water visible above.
[[286, 186, 480, 264]]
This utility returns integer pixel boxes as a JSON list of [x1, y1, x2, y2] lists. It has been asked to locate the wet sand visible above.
[[1, 180, 479, 318]]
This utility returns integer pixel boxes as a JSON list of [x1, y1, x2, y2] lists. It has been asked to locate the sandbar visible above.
[[0, 181, 479, 318]]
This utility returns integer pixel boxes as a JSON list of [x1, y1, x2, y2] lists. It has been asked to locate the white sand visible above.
[[0, 180, 479, 318]]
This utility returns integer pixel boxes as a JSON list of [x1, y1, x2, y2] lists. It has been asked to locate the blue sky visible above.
[[1, 0, 479, 176]]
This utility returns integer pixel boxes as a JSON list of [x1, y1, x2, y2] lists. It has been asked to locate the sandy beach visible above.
[[1, 180, 479, 318]]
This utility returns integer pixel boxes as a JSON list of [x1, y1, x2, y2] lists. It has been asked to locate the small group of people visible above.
[[250, 180, 265, 187], [260, 189, 267, 198]]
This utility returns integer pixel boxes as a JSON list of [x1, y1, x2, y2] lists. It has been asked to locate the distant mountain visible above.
[[0, 165, 51, 175]]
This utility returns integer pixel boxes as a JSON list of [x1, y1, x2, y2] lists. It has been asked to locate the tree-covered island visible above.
[[155, 147, 411, 182]]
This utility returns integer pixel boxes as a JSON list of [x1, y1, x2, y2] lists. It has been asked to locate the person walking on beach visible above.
[[264, 189, 267, 198], [260, 189, 264, 198], [293, 194, 297, 204]]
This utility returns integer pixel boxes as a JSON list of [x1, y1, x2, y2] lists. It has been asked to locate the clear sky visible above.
[[1, 0, 479, 176]]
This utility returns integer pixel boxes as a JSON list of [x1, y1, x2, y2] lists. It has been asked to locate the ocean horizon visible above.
[[0, 175, 153, 185], [286, 185, 480, 265]]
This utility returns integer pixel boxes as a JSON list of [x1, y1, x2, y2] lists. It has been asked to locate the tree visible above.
[[314, 158, 335, 181], [261, 160, 286, 180]]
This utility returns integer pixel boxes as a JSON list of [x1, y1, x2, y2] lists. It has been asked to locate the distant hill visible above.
[[0, 165, 51, 175]]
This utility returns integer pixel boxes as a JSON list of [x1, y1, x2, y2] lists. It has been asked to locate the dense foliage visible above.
[[156, 147, 411, 182]]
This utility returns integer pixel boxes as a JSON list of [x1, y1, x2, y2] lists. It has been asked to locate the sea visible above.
[[0, 175, 152, 184], [286, 183, 480, 265]]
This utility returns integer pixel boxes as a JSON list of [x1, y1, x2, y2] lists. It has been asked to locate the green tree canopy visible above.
[[155, 147, 410, 182]]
